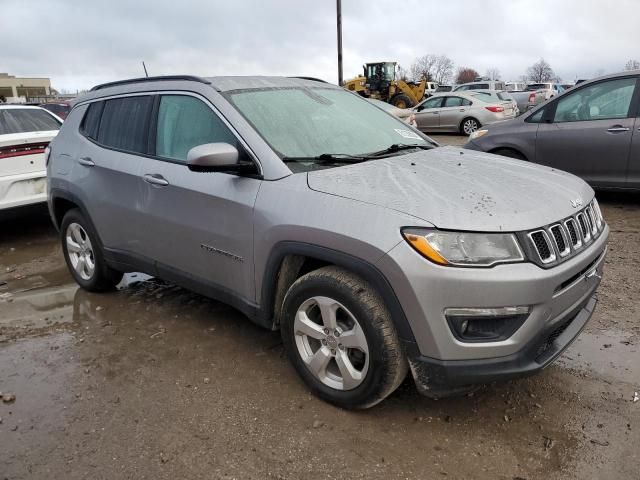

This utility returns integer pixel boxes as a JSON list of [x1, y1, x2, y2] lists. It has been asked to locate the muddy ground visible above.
[[1, 139, 639, 479]]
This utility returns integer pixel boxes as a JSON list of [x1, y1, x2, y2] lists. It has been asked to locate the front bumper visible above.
[[405, 294, 597, 398]]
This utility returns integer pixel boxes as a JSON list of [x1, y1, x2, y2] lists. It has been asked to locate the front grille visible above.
[[526, 200, 605, 267]]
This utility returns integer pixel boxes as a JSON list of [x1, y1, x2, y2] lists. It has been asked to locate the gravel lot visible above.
[[1, 137, 638, 479]]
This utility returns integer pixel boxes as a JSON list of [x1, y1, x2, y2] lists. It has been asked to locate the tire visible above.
[[280, 266, 408, 409], [60, 208, 123, 292], [460, 117, 480, 135], [389, 93, 414, 109], [492, 148, 526, 160]]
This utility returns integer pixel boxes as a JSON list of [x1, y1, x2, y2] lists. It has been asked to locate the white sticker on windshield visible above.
[[394, 128, 421, 140]]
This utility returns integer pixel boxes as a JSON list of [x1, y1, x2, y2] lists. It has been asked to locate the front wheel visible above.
[[461, 117, 480, 135], [280, 266, 408, 409], [61, 209, 123, 292]]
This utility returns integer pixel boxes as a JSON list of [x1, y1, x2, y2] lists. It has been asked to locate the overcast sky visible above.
[[2, 0, 639, 91]]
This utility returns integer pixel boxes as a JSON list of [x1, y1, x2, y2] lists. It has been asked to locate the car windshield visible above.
[[228, 87, 434, 170], [0, 108, 61, 135], [526, 84, 547, 91]]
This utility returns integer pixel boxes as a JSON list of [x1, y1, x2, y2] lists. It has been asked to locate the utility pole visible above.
[[336, 0, 343, 85]]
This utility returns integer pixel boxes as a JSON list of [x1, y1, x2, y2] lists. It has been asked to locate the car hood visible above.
[[306, 146, 593, 232]]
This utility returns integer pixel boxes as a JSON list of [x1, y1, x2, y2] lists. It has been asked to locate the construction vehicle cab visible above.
[[344, 61, 425, 109]]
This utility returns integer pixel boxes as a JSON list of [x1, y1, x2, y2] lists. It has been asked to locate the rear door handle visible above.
[[78, 157, 95, 167], [143, 174, 169, 187], [607, 126, 630, 133]]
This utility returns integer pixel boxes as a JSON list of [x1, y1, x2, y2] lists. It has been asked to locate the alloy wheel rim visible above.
[[66, 223, 95, 281], [464, 120, 478, 134], [294, 296, 369, 391]]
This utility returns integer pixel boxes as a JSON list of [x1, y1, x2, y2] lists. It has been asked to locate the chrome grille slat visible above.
[[549, 224, 570, 257], [585, 206, 597, 235], [564, 218, 582, 249], [576, 212, 591, 242], [528, 230, 556, 264]]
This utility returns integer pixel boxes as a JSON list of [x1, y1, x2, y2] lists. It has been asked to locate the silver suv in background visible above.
[[48, 76, 607, 408], [453, 80, 506, 92]]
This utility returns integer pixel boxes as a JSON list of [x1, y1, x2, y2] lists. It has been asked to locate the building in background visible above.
[[0, 73, 52, 103]]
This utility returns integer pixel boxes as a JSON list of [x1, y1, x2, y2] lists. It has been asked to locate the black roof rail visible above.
[[90, 75, 212, 91], [288, 76, 331, 84]]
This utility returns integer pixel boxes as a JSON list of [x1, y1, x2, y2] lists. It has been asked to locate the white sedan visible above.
[[0, 105, 62, 211]]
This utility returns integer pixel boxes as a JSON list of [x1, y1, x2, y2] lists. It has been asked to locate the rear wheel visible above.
[[61, 209, 123, 292], [461, 117, 480, 135], [280, 266, 408, 409], [389, 93, 414, 109]]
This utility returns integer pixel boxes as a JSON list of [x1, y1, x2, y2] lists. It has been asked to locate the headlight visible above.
[[469, 129, 488, 140], [402, 229, 525, 267]]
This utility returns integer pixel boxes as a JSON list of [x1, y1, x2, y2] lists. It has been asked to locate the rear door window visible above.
[[0, 108, 61, 134], [96, 96, 153, 153], [155, 95, 239, 162], [443, 96, 464, 107], [80, 101, 104, 140]]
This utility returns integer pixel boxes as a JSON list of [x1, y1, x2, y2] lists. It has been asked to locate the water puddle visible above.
[[558, 329, 639, 384]]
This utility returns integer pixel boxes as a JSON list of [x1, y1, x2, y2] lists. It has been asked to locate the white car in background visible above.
[[0, 105, 62, 211]]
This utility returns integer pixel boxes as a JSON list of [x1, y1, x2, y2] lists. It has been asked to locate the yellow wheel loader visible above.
[[344, 61, 426, 108]]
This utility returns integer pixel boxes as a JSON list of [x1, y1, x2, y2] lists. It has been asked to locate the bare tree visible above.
[[432, 55, 454, 84], [409, 54, 454, 84], [456, 67, 480, 84], [625, 59, 640, 71], [410, 55, 437, 82], [485, 68, 501, 81], [527, 58, 555, 83]]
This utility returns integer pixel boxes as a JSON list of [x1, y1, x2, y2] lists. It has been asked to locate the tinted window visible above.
[[553, 78, 636, 122], [444, 96, 464, 107], [527, 108, 545, 123], [468, 84, 489, 90], [0, 108, 61, 135], [97, 96, 153, 153], [462, 98, 472, 106], [419, 96, 443, 109], [80, 101, 104, 140], [156, 95, 239, 162]]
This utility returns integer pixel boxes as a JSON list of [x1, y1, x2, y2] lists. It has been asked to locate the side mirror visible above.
[[186, 143, 257, 174]]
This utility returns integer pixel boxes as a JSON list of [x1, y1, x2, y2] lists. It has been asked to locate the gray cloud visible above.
[[1, 0, 638, 91]]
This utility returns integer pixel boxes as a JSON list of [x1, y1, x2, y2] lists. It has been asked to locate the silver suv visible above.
[[47, 76, 608, 409]]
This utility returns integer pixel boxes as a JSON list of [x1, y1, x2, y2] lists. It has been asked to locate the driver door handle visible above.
[[143, 174, 169, 186], [607, 126, 630, 133], [78, 157, 95, 167]]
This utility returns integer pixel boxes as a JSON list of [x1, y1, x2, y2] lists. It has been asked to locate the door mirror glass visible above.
[[186, 143, 239, 171]]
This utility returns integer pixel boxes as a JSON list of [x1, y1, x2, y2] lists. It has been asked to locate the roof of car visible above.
[[75, 75, 336, 105]]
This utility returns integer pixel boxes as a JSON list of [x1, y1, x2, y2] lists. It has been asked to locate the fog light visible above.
[[445, 306, 530, 343]]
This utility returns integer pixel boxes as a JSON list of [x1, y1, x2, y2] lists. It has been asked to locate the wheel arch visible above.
[[260, 241, 417, 344], [488, 147, 529, 161]]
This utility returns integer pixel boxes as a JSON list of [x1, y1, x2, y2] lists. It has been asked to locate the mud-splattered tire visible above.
[[280, 266, 408, 409], [60, 208, 123, 292]]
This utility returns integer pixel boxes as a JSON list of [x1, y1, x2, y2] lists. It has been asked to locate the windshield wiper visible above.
[[282, 153, 367, 164], [363, 143, 433, 157]]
